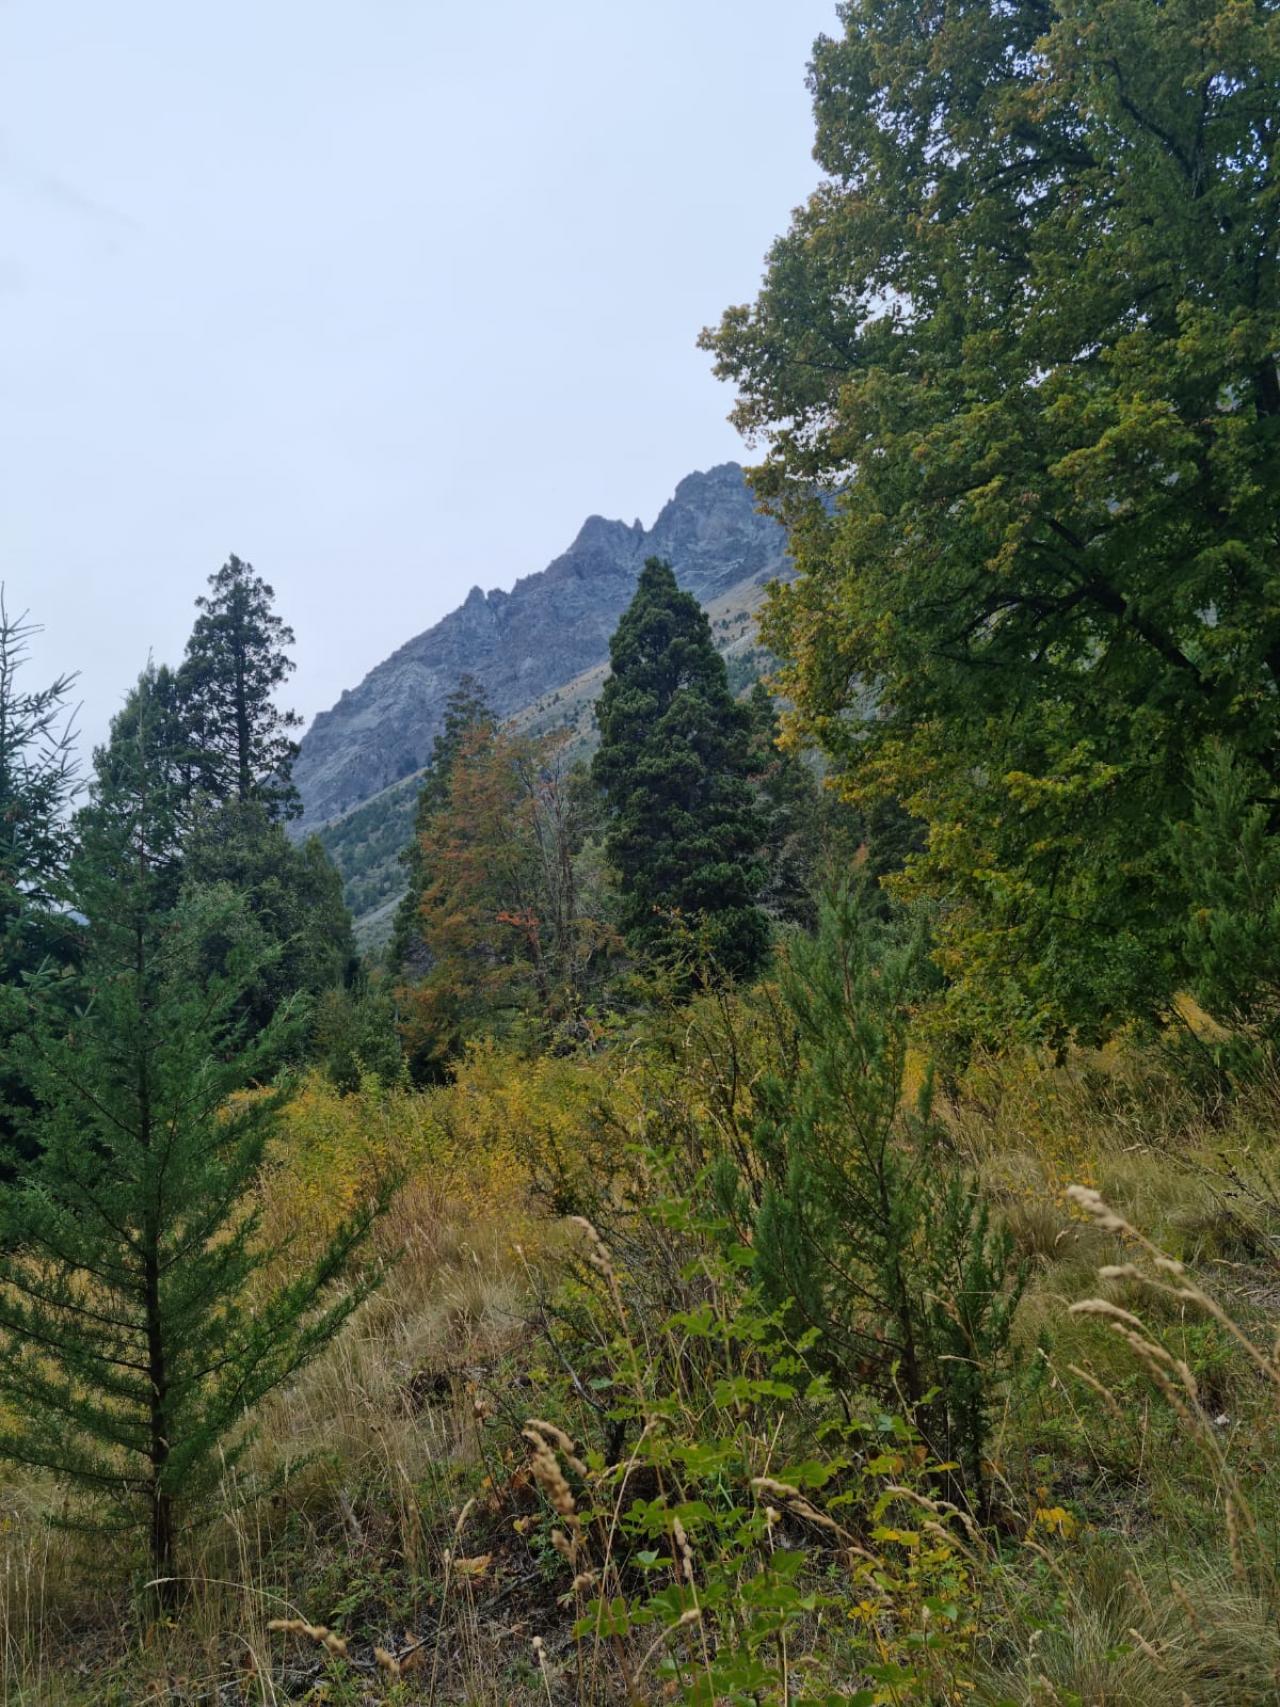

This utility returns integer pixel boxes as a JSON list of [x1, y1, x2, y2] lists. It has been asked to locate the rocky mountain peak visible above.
[[292, 463, 786, 832]]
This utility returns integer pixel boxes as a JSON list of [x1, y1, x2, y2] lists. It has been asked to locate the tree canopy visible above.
[[593, 558, 768, 981], [181, 555, 303, 820], [704, 0, 1280, 1043], [0, 695, 377, 1590]]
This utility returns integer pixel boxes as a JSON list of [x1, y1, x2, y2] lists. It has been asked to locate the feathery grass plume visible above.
[[522, 1422, 583, 1542], [267, 1618, 349, 1657]]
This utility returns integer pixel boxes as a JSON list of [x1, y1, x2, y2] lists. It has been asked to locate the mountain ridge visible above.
[[292, 462, 787, 834]]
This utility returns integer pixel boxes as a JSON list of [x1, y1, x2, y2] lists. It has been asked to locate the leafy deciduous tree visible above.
[[390, 674, 493, 974], [400, 724, 613, 1078], [704, 0, 1280, 1042]]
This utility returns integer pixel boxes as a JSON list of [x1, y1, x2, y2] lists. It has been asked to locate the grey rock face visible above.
[[293, 463, 786, 831]]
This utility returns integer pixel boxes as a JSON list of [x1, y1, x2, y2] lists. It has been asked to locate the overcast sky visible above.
[[2, 1, 836, 761]]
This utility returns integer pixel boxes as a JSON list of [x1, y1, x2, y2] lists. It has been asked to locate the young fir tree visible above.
[[389, 673, 493, 974], [180, 555, 303, 820], [592, 559, 767, 980], [719, 881, 1022, 1515], [86, 664, 199, 909], [0, 689, 380, 1595]]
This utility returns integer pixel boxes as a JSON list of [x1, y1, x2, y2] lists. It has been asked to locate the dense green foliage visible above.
[[86, 583, 353, 1056], [593, 559, 768, 981], [723, 883, 1023, 1511], [0, 598, 78, 936], [182, 798, 356, 1048], [181, 555, 304, 820], [746, 679, 871, 928], [0, 695, 376, 1594], [1178, 743, 1280, 1072], [15, 10, 1280, 1695], [705, 0, 1280, 1046], [0, 601, 82, 1169]]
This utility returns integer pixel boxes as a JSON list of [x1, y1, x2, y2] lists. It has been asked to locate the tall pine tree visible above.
[[0, 689, 379, 1594], [592, 559, 767, 980], [180, 555, 302, 820]]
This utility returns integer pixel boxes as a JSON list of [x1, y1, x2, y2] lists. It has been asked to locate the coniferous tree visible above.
[[593, 559, 767, 981], [746, 682, 847, 928], [723, 881, 1022, 1514], [746, 681, 922, 927], [180, 555, 302, 820], [85, 664, 199, 908], [1177, 745, 1280, 1073], [0, 598, 81, 1167], [0, 694, 379, 1594], [89, 665, 355, 1054], [181, 798, 356, 1049], [390, 674, 493, 973], [0, 596, 78, 931]]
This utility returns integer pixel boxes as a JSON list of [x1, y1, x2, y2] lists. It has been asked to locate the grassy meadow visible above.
[[7, 987, 1280, 1706]]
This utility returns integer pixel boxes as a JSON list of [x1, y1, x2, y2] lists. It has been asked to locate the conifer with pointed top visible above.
[[593, 558, 767, 980], [180, 554, 302, 820], [0, 687, 381, 1595], [0, 595, 81, 1167]]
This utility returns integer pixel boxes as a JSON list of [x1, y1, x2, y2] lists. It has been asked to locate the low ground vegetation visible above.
[[8, 951, 1280, 1704]]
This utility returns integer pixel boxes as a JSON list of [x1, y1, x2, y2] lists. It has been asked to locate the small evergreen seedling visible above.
[[742, 880, 1023, 1515], [1178, 742, 1280, 1073]]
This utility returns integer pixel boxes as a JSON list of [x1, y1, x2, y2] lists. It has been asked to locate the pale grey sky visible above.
[[2, 1, 836, 760]]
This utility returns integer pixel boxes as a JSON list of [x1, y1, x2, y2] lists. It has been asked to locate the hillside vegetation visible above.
[[316, 571, 773, 949], [5, 3, 1280, 1704]]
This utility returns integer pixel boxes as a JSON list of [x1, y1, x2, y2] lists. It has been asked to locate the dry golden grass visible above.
[[7, 1038, 1280, 1703]]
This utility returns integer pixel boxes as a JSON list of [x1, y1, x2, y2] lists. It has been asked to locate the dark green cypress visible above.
[[592, 558, 767, 981]]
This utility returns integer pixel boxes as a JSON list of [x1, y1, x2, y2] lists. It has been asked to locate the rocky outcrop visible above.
[[293, 464, 786, 831]]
